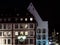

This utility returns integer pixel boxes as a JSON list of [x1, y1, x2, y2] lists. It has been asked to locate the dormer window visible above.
[[30, 18, 33, 21], [25, 18, 27, 21], [4, 18, 7, 22], [20, 18, 23, 21]]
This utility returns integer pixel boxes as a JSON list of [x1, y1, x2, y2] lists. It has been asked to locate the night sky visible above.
[[0, 0, 58, 33]]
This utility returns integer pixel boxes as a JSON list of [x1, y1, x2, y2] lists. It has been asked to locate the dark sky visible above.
[[0, 0, 58, 32]]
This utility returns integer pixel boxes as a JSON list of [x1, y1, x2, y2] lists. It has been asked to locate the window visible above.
[[3, 24, 6, 29], [8, 39, 10, 44], [38, 41, 41, 45], [42, 29, 46, 33], [0, 24, 2, 29], [25, 18, 27, 21], [20, 24, 28, 29], [42, 35, 46, 40], [30, 18, 33, 21], [0, 32, 2, 36], [25, 31, 28, 35], [15, 39, 18, 44], [20, 31, 24, 35], [43, 41, 46, 45], [7, 24, 12, 29], [30, 39, 33, 44], [15, 32, 18, 35], [3, 32, 7, 36], [7, 32, 11, 36], [25, 39, 28, 44], [4, 39, 6, 44], [37, 29, 41, 33], [37, 35, 41, 39], [30, 31, 33, 36], [29, 24, 33, 28], [15, 24, 18, 29]]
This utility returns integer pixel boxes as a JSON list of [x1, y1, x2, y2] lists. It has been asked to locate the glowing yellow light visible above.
[[20, 31, 23, 35], [25, 31, 28, 35]]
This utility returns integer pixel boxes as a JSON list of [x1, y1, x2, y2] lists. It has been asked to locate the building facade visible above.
[[0, 2, 48, 45], [0, 9, 37, 45]]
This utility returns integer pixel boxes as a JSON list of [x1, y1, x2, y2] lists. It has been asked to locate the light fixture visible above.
[[25, 18, 27, 21], [30, 18, 33, 21]]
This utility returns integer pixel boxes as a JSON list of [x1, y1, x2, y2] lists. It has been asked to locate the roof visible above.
[[0, 8, 36, 23]]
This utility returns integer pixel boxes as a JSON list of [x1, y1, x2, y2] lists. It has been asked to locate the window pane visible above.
[[7, 32, 11, 36], [38, 41, 41, 45], [30, 31, 33, 36], [7, 24, 12, 29], [15, 39, 18, 44], [0, 32, 2, 36], [37, 29, 41, 33], [8, 39, 10, 44], [15, 24, 18, 29], [3, 32, 7, 36], [4, 39, 6, 44], [29, 24, 33, 28], [25, 31, 28, 35], [43, 41, 46, 45], [25, 39, 28, 44], [42, 35, 46, 39], [30, 39, 33, 44], [43, 29, 46, 33], [15, 32, 18, 35], [0, 24, 2, 29], [37, 35, 41, 39]]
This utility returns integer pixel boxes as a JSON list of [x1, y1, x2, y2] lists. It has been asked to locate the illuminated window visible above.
[[25, 31, 28, 35], [24, 24, 28, 28], [30, 18, 33, 21], [43, 41, 46, 45], [20, 31, 23, 35], [20, 18, 23, 21], [25, 18, 27, 21], [7, 32, 11, 36], [3, 32, 7, 36], [7, 24, 12, 29], [15, 32, 18, 35]]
